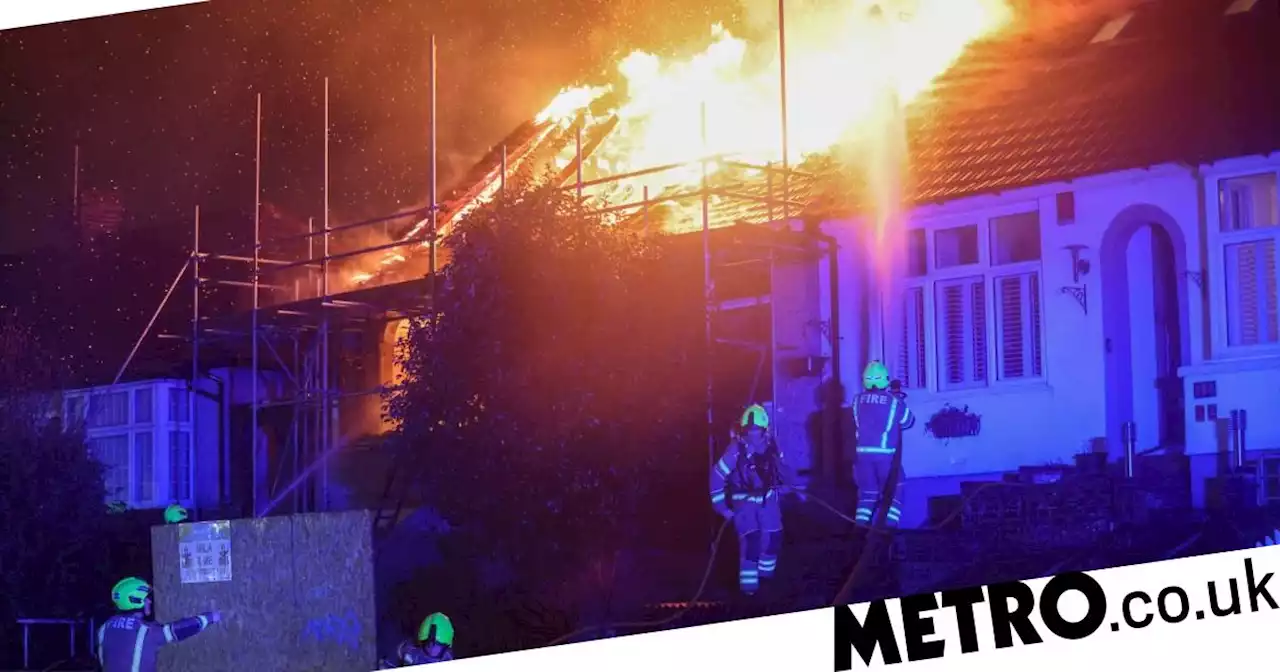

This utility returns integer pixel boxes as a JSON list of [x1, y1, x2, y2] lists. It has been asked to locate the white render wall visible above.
[[819, 155, 1280, 527]]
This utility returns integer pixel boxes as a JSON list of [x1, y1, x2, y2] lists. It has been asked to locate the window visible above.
[[935, 225, 979, 268], [897, 287, 927, 388], [1219, 173, 1278, 232], [133, 432, 154, 503], [134, 388, 153, 423], [936, 276, 988, 390], [170, 430, 192, 501], [905, 229, 927, 278], [991, 212, 1042, 264], [1225, 239, 1279, 346], [995, 272, 1044, 379], [90, 434, 130, 502], [88, 392, 129, 428], [169, 387, 190, 422]]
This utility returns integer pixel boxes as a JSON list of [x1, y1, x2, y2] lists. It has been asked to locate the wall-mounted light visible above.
[[1064, 244, 1091, 284], [1060, 244, 1090, 315]]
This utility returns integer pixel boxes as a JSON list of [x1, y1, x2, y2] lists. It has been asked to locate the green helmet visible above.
[[418, 612, 454, 647], [863, 361, 889, 390], [739, 404, 769, 431], [164, 504, 189, 524], [112, 577, 151, 611]]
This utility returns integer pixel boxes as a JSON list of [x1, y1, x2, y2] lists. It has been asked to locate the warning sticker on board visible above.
[[178, 521, 232, 584]]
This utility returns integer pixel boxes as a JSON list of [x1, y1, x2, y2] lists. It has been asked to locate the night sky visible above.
[[0, 0, 757, 253], [0, 0, 751, 382]]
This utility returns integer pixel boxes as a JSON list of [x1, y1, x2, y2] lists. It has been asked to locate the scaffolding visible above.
[[166, 122, 834, 535], [119, 0, 849, 536], [187, 81, 440, 521], [560, 122, 839, 500]]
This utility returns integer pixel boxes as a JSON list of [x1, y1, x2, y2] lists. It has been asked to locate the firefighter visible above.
[[164, 504, 189, 524], [851, 361, 914, 528], [709, 404, 800, 596], [97, 577, 222, 672], [382, 612, 455, 666]]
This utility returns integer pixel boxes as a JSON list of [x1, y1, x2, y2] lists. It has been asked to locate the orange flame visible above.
[[559, 0, 1012, 202], [536, 85, 612, 126], [353, 0, 1013, 284]]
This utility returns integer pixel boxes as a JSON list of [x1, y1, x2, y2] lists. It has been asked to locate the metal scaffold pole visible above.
[[113, 259, 191, 387], [301, 216, 313, 513], [251, 91, 262, 517], [576, 121, 584, 202], [321, 75, 332, 511], [778, 0, 791, 219], [190, 205, 201, 509], [700, 100, 715, 552], [428, 35, 439, 281]]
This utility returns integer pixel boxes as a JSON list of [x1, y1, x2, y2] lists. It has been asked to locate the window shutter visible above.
[[995, 271, 1044, 380], [1030, 272, 1044, 376], [1226, 239, 1279, 346], [943, 283, 965, 385], [898, 287, 927, 388], [999, 276, 1025, 378], [971, 279, 987, 383], [937, 276, 987, 389], [898, 306, 909, 384]]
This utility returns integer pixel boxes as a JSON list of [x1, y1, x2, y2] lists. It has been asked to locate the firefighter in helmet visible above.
[[97, 577, 222, 672], [164, 504, 189, 524], [709, 404, 800, 596], [382, 612, 455, 666], [851, 360, 914, 527]]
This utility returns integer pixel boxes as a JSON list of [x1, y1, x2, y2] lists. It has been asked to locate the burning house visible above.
[[106, 0, 1280, 531]]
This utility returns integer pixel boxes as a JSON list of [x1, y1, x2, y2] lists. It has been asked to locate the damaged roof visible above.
[[474, 0, 1280, 217], [367, 0, 1280, 285]]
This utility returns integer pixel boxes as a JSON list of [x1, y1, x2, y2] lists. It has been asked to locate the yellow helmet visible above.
[[739, 404, 769, 430], [164, 504, 189, 524], [863, 361, 890, 390], [418, 612, 454, 647], [111, 577, 151, 611]]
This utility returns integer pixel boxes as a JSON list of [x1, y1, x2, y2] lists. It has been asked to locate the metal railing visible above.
[[15, 617, 94, 670]]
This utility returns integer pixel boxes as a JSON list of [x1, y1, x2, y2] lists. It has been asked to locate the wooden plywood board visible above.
[[151, 510, 377, 672]]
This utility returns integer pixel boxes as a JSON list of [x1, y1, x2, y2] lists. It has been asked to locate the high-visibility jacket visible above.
[[379, 640, 454, 667], [97, 612, 214, 672], [852, 390, 914, 455], [709, 440, 795, 514]]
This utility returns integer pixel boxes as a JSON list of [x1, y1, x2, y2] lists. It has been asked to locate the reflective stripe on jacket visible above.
[[398, 640, 453, 664], [97, 612, 213, 672], [852, 391, 913, 454], [709, 441, 795, 507]]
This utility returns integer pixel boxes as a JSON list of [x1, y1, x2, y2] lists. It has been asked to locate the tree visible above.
[[0, 312, 110, 631], [386, 181, 709, 621]]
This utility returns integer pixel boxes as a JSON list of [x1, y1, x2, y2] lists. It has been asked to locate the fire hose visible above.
[[546, 381, 1089, 644], [545, 477, 1041, 647]]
